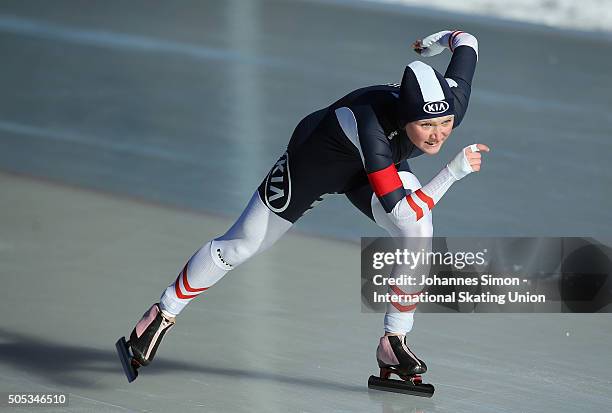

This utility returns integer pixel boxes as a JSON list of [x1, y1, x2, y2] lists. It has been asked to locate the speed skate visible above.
[[115, 303, 177, 383], [368, 335, 435, 397], [368, 367, 435, 397], [115, 336, 140, 382]]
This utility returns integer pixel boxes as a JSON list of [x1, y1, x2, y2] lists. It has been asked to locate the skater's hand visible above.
[[413, 30, 451, 57], [465, 144, 490, 172], [447, 144, 490, 180]]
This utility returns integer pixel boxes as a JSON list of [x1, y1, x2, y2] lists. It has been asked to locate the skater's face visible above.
[[404, 115, 454, 155]]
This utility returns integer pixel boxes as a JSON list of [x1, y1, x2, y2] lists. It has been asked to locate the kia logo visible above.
[[423, 100, 449, 115], [264, 152, 292, 213]]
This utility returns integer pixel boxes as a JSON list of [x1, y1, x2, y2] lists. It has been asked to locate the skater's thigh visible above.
[[258, 131, 354, 223], [214, 146, 332, 268], [256, 147, 329, 223], [346, 162, 415, 224], [347, 170, 432, 236], [345, 176, 376, 222]]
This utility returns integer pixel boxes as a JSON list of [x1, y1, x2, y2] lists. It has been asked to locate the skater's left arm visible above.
[[413, 30, 478, 127]]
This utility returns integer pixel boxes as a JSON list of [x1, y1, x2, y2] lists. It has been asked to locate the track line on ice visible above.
[[0, 14, 364, 82], [0, 14, 288, 69], [0, 120, 199, 164], [1, 15, 608, 122], [0, 372, 137, 412]]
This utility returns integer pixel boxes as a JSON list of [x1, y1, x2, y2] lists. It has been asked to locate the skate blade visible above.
[[368, 375, 434, 397], [115, 336, 138, 383]]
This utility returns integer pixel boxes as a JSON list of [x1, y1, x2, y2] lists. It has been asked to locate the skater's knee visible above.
[[373, 171, 434, 235], [394, 217, 433, 238], [397, 171, 422, 192], [210, 191, 292, 269], [211, 236, 262, 269], [394, 172, 433, 236]]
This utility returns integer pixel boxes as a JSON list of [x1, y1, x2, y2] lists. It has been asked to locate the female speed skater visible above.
[[116, 29, 488, 395]]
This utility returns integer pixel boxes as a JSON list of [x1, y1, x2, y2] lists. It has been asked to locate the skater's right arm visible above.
[[385, 144, 489, 223], [413, 30, 479, 128], [345, 105, 489, 223]]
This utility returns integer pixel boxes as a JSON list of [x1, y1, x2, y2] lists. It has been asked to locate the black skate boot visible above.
[[368, 335, 434, 397], [115, 303, 175, 382]]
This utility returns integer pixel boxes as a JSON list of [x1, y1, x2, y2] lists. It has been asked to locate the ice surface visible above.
[[0, 0, 610, 411]]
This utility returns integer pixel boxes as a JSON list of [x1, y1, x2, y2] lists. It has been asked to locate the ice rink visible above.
[[1, 0, 611, 412]]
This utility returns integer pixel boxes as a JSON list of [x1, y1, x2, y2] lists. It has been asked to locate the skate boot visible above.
[[115, 303, 175, 382], [368, 335, 434, 397]]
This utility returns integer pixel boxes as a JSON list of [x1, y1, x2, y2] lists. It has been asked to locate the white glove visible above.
[[414, 30, 452, 57], [447, 144, 479, 180]]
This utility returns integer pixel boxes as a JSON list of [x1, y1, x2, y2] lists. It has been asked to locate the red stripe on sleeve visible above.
[[174, 265, 207, 299], [390, 285, 423, 298], [415, 189, 435, 210], [175, 278, 198, 299], [181, 265, 208, 293], [449, 30, 464, 52], [391, 301, 418, 312], [389, 286, 421, 312], [367, 164, 403, 198], [406, 194, 424, 221]]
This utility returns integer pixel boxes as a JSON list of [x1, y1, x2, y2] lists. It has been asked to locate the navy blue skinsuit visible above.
[[257, 45, 477, 223]]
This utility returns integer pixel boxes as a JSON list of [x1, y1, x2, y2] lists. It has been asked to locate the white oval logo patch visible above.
[[264, 152, 292, 213], [423, 100, 449, 115]]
